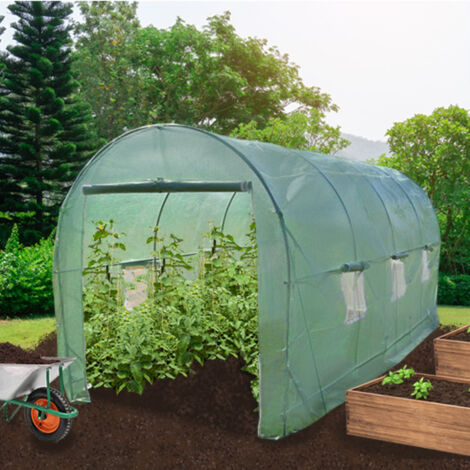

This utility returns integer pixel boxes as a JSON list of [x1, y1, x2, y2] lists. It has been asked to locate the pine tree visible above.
[[0, 2, 101, 244], [0, 15, 6, 96], [0, 15, 5, 38]]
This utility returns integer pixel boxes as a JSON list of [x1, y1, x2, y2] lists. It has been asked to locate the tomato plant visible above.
[[83, 219, 260, 400]]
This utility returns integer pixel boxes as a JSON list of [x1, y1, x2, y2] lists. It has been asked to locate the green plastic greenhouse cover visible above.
[[53, 124, 440, 439]]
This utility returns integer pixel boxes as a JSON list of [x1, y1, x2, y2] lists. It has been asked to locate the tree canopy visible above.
[[73, 6, 341, 142], [230, 109, 349, 154], [378, 105, 470, 274], [0, 1, 100, 244], [73, 1, 143, 141], [0, 2, 348, 245]]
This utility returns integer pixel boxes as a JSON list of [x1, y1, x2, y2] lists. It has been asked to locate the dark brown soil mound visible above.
[[0, 341, 56, 364], [3, 325, 470, 470], [33, 331, 57, 357]]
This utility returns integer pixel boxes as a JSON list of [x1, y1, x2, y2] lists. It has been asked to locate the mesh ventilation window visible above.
[[341, 271, 367, 324], [390, 259, 407, 301], [421, 249, 431, 283]]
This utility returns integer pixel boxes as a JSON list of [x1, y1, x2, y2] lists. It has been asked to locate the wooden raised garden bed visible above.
[[346, 373, 470, 456], [434, 324, 470, 380]]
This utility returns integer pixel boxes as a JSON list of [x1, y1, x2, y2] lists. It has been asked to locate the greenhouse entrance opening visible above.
[[80, 179, 260, 404]]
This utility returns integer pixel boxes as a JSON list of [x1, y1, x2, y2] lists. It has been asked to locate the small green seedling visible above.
[[381, 365, 415, 386], [382, 371, 404, 385], [411, 378, 433, 400], [467, 327, 470, 334], [396, 365, 415, 380]]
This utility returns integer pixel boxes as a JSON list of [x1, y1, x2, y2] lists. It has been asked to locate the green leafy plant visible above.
[[0, 224, 54, 318], [397, 365, 416, 380], [82, 220, 126, 322], [83, 219, 260, 400], [411, 378, 433, 400], [381, 371, 404, 386], [381, 365, 415, 386]]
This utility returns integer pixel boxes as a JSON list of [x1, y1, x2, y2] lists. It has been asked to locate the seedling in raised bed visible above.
[[381, 365, 415, 386], [396, 365, 415, 379], [382, 371, 404, 385], [411, 378, 433, 400]]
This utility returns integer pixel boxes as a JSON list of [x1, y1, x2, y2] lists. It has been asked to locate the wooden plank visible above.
[[346, 374, 470, 456], [435, 333, 470, 379], [349, 375, 385, 391]]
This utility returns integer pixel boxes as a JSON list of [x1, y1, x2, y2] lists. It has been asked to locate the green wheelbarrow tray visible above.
[[0, 358, 79, 443]]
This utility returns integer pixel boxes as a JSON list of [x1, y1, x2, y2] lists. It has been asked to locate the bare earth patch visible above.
[[2, 327, 470, 469]]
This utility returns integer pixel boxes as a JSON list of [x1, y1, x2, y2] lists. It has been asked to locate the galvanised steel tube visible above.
[[82, 180, 252, 195]]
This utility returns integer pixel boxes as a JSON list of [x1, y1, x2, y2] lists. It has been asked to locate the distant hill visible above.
[[335, 133, 390, 162]]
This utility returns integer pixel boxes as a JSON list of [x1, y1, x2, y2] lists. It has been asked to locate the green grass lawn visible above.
[[438, 305, 470, 327], [0, 316, 55, 350], [0, 306, 469, 350]]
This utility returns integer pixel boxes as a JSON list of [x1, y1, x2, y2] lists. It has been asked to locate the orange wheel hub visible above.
[[30, 399, 60, 434]]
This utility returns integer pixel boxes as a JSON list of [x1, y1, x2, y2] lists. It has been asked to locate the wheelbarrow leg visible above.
[[1, 397, 28, 423]]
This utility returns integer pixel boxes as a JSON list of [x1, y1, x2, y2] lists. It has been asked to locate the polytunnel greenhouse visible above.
[[53, 124, 440, 439]]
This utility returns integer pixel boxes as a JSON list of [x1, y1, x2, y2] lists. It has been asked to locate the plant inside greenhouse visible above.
[[82, 220, 260, 400]]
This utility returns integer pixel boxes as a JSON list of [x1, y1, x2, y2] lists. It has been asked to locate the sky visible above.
[[0, 0, 469, 141]]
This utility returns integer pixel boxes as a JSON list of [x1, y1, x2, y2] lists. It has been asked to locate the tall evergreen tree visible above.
[[0, 15, 6, 94], [0, 15, 5, 39], [0, 14, 15, 246], [0, 2, 100, 244]]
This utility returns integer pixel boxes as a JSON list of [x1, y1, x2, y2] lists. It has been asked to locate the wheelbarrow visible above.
[[0, 357, 78, 442]]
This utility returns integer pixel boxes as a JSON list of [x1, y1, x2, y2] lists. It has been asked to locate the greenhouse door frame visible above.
[[82, 180, 252, 196], [82, 178, 254, 264]]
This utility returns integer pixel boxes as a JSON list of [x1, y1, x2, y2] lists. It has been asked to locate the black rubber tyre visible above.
[[24, 387, 72, 443]]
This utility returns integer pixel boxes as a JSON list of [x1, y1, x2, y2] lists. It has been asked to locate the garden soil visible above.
[[3, 326, 470, 469], [447, 329, 470, 342], [0, 342, 56, 364]]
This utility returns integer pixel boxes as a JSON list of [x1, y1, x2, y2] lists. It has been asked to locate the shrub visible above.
[[0, 224, 54, 318], [438, 273, 470, 306]]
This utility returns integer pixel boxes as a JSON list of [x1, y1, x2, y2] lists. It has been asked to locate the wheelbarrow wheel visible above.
[[24, 387, 72, 443]]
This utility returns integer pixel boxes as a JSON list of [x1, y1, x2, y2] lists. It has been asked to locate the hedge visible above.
[[438, 273, 470, 307]]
